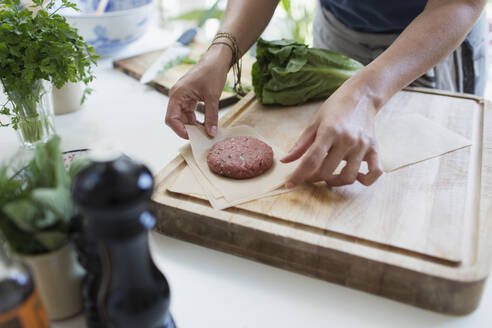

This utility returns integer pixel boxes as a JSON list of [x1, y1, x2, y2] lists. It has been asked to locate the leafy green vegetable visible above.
[[0, 136, 91, 255], [0, 0, 98, 142], [252, 39, 364, 106]]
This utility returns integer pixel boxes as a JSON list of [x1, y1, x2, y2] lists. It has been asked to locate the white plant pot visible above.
[[53, 82, 85, 115], [21, 244, 84, 320]]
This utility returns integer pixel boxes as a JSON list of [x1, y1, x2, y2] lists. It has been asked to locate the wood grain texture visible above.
[[151, 89, 492, 315], [113, 42, 255, 110]]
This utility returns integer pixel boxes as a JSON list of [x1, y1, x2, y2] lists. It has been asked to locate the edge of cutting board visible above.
[[151, 89, 492, 315], [113, 47, 243, 111]]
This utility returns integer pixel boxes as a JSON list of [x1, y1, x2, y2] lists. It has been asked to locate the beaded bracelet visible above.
[[208, 32, 245, 96]]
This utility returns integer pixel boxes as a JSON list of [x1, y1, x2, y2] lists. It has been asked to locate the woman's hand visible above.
[[281, 87, 383, 188], [165, 46, 231, 139]]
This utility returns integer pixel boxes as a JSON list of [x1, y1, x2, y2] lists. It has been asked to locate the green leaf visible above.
[[0, 0, 98, 125], [80, 87, 93, 105], [31, 187, 73, 221], [35, 208, 57, 229], [283, 47, 308, 72], [0, 167, 23, 208], [1, 23, 13, 30], [0, 135, 76, 254], [27, 136, 69, 189], [34, 231, 67, 251], [2, 199, 39, 232], [0, 215, 47, 255]]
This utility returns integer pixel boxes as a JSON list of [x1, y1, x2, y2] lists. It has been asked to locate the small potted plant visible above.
[[0, 136, 91, 320], [0, 0, 97, 148]]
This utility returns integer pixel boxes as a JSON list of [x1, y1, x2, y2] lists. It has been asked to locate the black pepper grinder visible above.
[[71, 155, 176, 328]]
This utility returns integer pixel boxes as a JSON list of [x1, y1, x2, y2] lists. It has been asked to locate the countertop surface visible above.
[[1, 26, 492, 328]]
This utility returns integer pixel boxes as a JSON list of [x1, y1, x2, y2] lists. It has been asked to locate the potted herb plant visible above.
[[0, 136, 91, 320], [0, 0, 97, 148]]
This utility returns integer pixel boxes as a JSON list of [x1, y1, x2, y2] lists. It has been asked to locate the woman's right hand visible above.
[[165, 45, 231, 139]]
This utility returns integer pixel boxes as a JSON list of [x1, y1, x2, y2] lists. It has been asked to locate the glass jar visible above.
[[11, 80, 56, 149]]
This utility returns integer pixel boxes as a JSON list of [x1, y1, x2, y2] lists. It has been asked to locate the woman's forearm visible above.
[[350, 0, 486, 110], [218, 0, 279, 56], [204, 0, 278, 67]]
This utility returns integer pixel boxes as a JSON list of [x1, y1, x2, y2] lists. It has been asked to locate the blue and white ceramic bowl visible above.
[[77, 0, 151, 13], [61, 0, 153, 56]]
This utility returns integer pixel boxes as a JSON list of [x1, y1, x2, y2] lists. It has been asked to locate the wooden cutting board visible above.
[[113, 42, 255, 109], [152, 87, 492, 315]]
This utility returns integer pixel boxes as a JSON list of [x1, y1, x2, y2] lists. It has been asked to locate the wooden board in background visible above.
[[113, 42, 256, 110], [152, 88, 492, 315]]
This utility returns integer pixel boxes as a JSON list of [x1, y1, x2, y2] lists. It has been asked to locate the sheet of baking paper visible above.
[[171, 113, 470, 208], [168, 163, 205, 199], [179, 144, 222, 198], [375, 113, 472, 172], [179, 146, 229, 209], [185, 125, 297, 203], [172, 144, 298, 209], [169, 163, 298, 209], [179, 145, 220, 200]]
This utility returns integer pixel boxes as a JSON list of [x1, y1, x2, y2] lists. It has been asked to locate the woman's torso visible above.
[[320, 0, 428, 33]]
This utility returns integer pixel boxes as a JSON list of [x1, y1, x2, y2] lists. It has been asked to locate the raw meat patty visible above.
[[207, 136, 274, 179]]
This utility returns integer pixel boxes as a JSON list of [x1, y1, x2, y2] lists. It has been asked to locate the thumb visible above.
[[204, 96, 219, 137]]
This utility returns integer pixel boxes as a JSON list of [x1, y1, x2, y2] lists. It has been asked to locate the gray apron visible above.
[[313, 2, 489, 96]]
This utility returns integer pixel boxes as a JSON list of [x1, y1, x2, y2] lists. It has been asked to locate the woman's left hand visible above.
[[281, 88, 383, 188]]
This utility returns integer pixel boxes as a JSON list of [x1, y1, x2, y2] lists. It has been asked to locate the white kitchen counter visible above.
[[1, 28, 492, 328]]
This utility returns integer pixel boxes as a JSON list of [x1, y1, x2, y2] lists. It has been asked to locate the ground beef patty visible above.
[[207, 136, 274, 179]]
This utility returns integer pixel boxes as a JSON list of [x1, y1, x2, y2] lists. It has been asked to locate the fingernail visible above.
[[210, 125, 217, 137], [281, 149, 293, 160], [285, 182, 295, 189]]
